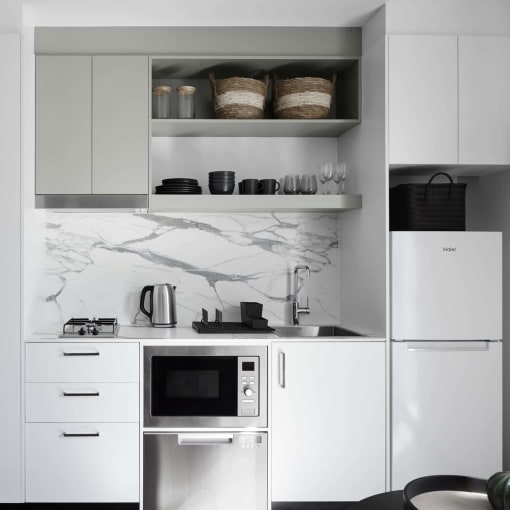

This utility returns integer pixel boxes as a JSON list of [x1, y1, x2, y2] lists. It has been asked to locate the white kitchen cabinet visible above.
[[36, 55, 149, 196], [26, 342, 139, 382], [25, 382, 139, 423], [26, 422, 139, 502], [271, 341, 386, 502], [459, 36, 510, 164], [388, 35, 458, 165], [25, 342, 140, 503]]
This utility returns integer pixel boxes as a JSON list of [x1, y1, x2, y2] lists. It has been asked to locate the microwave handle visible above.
[[177, 433, 234, 445], [278, 351, 286, 388]]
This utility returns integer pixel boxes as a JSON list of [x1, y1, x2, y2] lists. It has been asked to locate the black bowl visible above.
[[209, 171, 235, 177], [209, 182, 235, 194]]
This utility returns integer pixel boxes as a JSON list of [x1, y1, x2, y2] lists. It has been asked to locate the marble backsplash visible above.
[[35, 211, 340, 330]]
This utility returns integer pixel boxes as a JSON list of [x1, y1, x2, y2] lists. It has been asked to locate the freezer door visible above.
[[391, 232, 502, 340], [391, 341, 502, 490], [144, 432, 268, 510]]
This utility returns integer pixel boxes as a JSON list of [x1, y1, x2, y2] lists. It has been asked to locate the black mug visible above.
[[259, 178, 280, 195], [239, 179, 260, 195]]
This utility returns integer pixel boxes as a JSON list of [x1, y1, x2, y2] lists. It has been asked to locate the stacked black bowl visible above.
[[155, 178, 202, 194], [209, 171, 235, 195]]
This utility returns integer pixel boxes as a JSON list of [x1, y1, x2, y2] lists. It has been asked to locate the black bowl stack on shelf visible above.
[[155, 178, 202, 194], [209, 171, 235, 195]]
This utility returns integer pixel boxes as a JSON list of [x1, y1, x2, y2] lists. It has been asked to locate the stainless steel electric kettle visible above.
[[140, 284, 177, 327]]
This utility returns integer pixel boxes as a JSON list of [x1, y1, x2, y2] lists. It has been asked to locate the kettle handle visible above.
[[140, 285, 154, 319]]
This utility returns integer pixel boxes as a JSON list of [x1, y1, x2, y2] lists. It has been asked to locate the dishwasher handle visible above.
[[177, 433, 234, 445]]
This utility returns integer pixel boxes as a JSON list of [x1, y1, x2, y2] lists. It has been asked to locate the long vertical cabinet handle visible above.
[[278, 351, 286, 388]]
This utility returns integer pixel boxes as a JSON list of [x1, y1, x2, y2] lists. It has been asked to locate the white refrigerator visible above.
[[391, 231, 503, 490]]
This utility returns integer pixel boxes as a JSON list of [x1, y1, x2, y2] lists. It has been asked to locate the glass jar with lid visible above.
[[152, 86, 172, 119], [176, 85, 196, 119]]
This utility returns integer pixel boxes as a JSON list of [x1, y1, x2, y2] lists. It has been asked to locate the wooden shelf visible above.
[[152, 119, 360, 138], [149, 194, 362, 213]]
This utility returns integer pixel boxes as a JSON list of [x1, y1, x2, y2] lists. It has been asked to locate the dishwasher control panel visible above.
[[238, 356, 259, 416]]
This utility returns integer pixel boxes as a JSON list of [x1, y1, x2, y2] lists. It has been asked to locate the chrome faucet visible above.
[[292, 265, 310, 325]]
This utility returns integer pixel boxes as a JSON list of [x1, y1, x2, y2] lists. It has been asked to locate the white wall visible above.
[[337, 6, 387, 337], [0, 5, 23, 500]]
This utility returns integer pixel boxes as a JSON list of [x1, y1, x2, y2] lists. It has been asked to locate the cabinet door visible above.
[[389, 35, 458, 164], [26, 422, 139, 502], [92, 56, 149, 194], [36, 56, 92, 194], [272, 341, 385, 502], [459, 36, 510, 164]]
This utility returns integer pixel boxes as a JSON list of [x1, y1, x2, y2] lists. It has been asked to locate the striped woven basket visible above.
[[273, 74, 337, 119], [209, 72, 269, 119]]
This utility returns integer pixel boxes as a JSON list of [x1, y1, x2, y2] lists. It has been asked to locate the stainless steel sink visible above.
[[273, 325, 364, 338]]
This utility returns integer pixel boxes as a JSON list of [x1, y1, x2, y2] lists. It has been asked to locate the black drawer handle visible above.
[[62, 352, 100, 357], [62, 432, 100, 438], [62, 392, 100, 397]]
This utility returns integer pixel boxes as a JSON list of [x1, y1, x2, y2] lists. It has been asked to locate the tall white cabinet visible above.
[[271, 341, 386, 502], [0, 33, 22, 502], [389, 34, 510, 166]]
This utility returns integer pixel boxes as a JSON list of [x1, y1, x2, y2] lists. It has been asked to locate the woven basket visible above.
[[390, 172, 467, 231], [273, 74, 337, 119], [209, 72, 269, 119]]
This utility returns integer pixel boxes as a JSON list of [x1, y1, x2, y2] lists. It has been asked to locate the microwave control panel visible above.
[[238, 356, 259, 416]]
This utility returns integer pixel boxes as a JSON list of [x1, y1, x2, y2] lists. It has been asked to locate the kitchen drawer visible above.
[[26, 422, 139, 502], [26, 382, 139, 423], [26, 343, 139, 382]]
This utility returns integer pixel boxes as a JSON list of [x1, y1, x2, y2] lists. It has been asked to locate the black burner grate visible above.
[[61, 317, 118, 337]]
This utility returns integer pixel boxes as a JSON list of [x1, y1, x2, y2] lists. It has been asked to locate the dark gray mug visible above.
[[259, 179, 280, 195], [239, 179, 260, 194]]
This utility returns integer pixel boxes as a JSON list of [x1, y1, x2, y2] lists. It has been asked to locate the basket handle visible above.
[[424, 171, 454, 200], [262, 73, 269, 109], [209, 72, 217, 105], [272, 74, 278, 102], [330, 73, 337, 106]]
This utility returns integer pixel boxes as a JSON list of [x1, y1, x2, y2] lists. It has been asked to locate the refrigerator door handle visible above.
[[406, 341, 490, 352]]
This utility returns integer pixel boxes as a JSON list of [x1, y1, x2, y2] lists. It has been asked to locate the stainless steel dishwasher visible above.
[[144, 432, 268, 510]]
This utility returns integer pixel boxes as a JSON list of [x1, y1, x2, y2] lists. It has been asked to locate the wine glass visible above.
[[333, 162, 347, 194], [318, 162, 334, 194]]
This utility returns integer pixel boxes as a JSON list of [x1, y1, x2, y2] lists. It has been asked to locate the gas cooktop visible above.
[[60, 317, 118, 338]]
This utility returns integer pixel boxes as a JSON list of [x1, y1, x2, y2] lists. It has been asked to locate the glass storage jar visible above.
[[176, 85, 196, 119], [152, 86, 172, 119]]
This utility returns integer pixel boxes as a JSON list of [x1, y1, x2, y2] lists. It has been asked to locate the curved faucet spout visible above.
[[293, 265, 311, 325]]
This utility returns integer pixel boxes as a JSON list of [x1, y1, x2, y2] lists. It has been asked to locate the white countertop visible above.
[[27, 325, 385, 343]]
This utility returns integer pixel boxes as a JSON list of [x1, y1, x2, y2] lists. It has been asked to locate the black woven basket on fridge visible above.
[[390, 172, 467, 231]]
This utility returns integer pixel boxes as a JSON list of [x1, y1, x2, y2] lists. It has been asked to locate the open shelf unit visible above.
[[149, 194, 362, 213], [152, 119, 360, 138], [148, 29, 362, 212]]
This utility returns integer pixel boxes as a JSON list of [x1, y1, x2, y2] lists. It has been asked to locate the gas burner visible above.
[[60, 317, 118, 338]]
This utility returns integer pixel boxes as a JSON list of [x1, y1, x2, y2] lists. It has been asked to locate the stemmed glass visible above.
[[333, 162, 347, 194], [318, 162, 334, 194]]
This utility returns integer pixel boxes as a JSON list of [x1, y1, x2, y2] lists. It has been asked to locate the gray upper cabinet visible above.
[[92, 56, 148, 194], [36, 55, 149, 198], [36, 56, 92, 194]]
